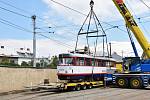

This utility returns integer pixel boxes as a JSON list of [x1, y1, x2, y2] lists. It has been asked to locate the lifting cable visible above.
[[75, 0, 109, 58], [75, 0, 110, 80]]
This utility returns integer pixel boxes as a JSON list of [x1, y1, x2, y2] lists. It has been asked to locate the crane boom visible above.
[[112, 0, 150, 58]]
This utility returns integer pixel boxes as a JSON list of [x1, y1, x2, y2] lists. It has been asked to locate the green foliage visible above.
[[21, 61, 29, 66], [0, 56, 19, 67], [1, 56, 9, 64], [36, 63, 40, 67], [48, 56, 58, 69]]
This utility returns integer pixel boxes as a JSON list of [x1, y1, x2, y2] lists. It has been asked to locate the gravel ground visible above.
[[1, 87, 150, 100]]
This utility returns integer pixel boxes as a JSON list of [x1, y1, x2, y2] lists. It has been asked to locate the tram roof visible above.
[[59, 53, 117, 62]]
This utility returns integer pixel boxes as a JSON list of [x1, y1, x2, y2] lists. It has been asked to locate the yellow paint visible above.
[[116, 63, 123, 72], [65, 81, 103, 88]]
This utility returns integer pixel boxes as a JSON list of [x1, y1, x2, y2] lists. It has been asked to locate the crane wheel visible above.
[[130, 78, 143, 89], [116, 77, 128, 88]]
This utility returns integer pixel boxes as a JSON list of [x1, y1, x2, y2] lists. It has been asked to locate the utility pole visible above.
[[109, 42, 112, 57], [32, 15, 36, 67]]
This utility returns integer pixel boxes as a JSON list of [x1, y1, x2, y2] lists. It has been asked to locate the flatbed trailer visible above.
[[29, 80, 104, 91]]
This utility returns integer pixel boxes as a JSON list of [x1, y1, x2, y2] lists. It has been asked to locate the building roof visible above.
[[111, 52, 123, 62], [0, 45, 33, 58]]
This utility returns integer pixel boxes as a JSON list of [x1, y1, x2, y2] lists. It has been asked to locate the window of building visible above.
[[1, 46, 4, 49]]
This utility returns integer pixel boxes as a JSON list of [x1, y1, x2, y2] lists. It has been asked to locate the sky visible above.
[[0, 0, 150, 57]]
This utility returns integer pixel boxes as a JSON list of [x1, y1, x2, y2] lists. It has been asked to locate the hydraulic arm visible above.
[[112, 0, 150, 58]]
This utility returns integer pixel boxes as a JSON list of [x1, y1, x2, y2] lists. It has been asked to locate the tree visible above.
[[1, 56, 9, 64], [21, 61, 29, 66], [48, 56, 58, 69], [0, 56, 19, 67]]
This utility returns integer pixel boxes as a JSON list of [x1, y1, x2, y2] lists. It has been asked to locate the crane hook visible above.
[[90, 0, 94, 8]]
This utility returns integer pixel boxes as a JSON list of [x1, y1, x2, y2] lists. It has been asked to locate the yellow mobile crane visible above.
[[113, 0, 150, 57], [112, 0, 150, 89]]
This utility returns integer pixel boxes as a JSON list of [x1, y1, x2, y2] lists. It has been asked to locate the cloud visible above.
[[42, 0, 150, 24], [0, 39, 143, 57], [0, 39, 74, 57]]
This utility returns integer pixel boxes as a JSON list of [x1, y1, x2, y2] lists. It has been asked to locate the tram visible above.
[[57, 53, 117, 81]]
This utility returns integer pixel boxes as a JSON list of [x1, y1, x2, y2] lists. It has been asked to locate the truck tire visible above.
[[116, 77, 128, 88], [76, 85, 81, 91], [81, 85, 87, 90], [87, 84, 92, 89], [130, 78, 143, 89], [69, 86, 76, 91]]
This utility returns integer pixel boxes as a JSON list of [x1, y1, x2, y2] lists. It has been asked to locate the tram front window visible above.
[[59, 58, 73, 65]]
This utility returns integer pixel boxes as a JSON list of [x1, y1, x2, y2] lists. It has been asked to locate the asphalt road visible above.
[[1, 87, 150, 100]]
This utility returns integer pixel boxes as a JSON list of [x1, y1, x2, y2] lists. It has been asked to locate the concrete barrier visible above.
[[0, 67, 57, 93]]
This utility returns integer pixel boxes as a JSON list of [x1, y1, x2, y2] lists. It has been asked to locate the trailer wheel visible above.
[[69, 86, 76, 91], [76, 85, 81, 91], [116, 77, 128, 88], [130, 78, 143, 89], [87, 84, 92, 89], [81, 85, 87, 90]]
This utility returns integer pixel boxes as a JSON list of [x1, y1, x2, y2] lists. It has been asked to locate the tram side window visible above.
[[105, 61, 110, 67], [98, 60, 102, 66], [106, 61, 115, 67], [66, 58, 73, 65], [110, 61, 115, 67], [95, 60, 98, 66], [101, 60, 106, 67], [76, 57, 84, 66], [91, 59, 95, 66], [86, 58, 91, 66], [104, 61, 114, 67], [80, 58, 84, 66]]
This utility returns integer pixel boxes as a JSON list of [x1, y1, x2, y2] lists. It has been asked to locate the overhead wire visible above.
[[37, 28, 78, 42], [0, 0, 136, 34], [0, 20, 32, 33], [139, 0, 150, 10], [50, 0, 150, 29], [50, 0, 128, 34], [0, 17, 32, 32], [126, 0, 150, 37], [1, 0, 148, 31], [50, 0, 87, 16], [0, 0, 32, 15], [37, 33, 73, 49], [0, 17, 73, 48], [0, 9, 72, 49], [0, 0, 57, 26], [0, 6, 31, 19]]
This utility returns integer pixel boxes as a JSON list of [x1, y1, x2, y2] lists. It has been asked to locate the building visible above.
[[0, 45, 50, 66]]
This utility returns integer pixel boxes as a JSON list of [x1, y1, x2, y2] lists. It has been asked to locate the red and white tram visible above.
[[57, 53, 117, 81]]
